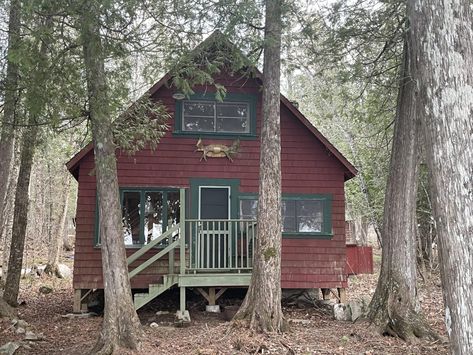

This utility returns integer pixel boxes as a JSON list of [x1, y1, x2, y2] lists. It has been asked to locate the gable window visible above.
[[238, 194, 332, 237], [183, 101, 250, 133], [174, 93, 257, 137]]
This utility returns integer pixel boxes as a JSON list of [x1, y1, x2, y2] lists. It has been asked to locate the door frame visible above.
[[189, 178, 240, 220]]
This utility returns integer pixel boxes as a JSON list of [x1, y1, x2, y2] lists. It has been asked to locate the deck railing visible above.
[[186, 219, 256, 272]]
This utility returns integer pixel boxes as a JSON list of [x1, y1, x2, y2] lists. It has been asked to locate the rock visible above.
[[15, 320, 28, 329], [288, 318, 311, 325], [333, 303, 352, 321], [155, 311, 169, 316], [205, 305, 220, 313], [348, 301, 363, 321], [149, 322, 159, 328], [0, 341, 21, 355], [175, 310, 191, 324], [57, 264, 72, 279], [38, 286, 53, 295], [15, 327, 25, 335], [24, 331, 44, 341]]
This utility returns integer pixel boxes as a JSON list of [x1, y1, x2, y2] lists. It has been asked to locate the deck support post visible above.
[[180, 287, 186, 312], [178, 188, 188, 317], [73, 289, 89, 313], [321, 288, 331, 300], [337, 288, 347, 303]]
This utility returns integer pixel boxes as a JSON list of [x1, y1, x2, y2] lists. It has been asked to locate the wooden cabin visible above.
[[66, 33, 357, 314]]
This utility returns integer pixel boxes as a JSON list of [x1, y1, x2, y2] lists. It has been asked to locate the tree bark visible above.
[[80, 2, 142, 353], [234, 0, 284, 332], [408, 1, 473, 353], [3, 119, 39, 306], [44, 174, 71, 276], [0, 0, 21, 247], [1, 138, 21, 281], [366, 37, 437, 340]]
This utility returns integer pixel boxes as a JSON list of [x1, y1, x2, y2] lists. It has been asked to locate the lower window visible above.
[[95, 188, 180, 246], [239, 195, 332, 235]]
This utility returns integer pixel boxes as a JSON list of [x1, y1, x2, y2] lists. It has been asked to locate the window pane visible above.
[[282, 200, 296, 232], [297, 200, 323, 232], [240, 199, 258, 219], [122, 192, 141, 245], [167, 191, 180, 226], [217, 103, 248, 118], [144, 192, 163, 244], [217, 117, 249, 133], [183, 101, 214, 116], [183, 116, 215, 132]]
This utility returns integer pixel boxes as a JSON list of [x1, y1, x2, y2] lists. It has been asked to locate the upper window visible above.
[[239, 195, 332, 236], [174, 93, 257, 137], [183, 101, 250, 134]]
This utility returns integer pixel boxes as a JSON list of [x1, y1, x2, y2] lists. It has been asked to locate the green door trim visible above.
[[189, 178, 240, 220]]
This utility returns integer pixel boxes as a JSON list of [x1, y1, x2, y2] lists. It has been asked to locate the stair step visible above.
[[133, 275, 180, 311]]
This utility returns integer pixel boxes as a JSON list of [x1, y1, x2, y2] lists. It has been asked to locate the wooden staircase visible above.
[[127, 221, 183, 311], [133, 274, 179, 310]]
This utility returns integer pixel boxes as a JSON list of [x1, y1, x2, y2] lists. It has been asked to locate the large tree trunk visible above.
[[234, 0, 284, 332], [80, 3, 142, 354], [366, 37, 437, 340], [0, 0, 21, 246], [1, 138, 21, 282], [408, 1, 473, 353], [44, 174, 71, 276], [3, 120, 39, 306]]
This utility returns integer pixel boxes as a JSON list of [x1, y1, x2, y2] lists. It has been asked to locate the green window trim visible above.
[[94, 187, 180, 248], [238, 193, 333, 239], [173, 93, 257, 139]]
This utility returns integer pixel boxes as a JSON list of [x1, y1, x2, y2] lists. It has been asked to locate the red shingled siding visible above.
[[72, 73, 348, 290]]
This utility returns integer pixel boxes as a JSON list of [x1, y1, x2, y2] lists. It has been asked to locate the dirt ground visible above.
[[0, 252, 449, 354]]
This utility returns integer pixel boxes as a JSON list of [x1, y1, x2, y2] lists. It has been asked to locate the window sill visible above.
[[282, 233, 333, 239], [94, 244, 181, 249], [172, 131, 258, 140]]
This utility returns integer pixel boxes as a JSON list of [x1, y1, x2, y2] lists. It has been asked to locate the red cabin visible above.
[[67, 33, 357, 313]]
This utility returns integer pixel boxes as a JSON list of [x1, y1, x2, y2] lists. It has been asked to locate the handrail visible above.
[[128, 239, 180, 279], [127, 223, 180, 265]]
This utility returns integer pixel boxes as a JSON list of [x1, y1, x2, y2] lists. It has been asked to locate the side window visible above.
[[238, 195, 332, 236], [240, 199, 258, 220]]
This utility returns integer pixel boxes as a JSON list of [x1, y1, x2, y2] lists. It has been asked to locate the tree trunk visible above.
[[366, 37, 437, 340], [408, 1, 473, 353], [3, 120, 39, 306], [44, 174, 71, 276], [1, 138, 21, 281], [234, 0, 284, 332], [80, 3, 142, 353], [0, 0, 21, 246]]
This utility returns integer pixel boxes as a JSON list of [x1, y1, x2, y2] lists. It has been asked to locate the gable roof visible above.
[[67, 32, 357, 181]]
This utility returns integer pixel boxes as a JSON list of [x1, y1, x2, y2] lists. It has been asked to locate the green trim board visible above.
[[174, 93, 257, 138], [179, 273, 251, 287]]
